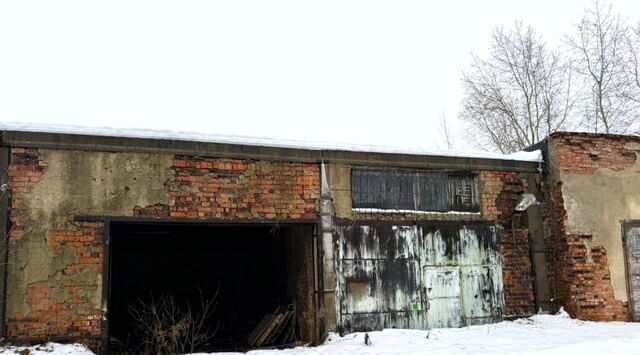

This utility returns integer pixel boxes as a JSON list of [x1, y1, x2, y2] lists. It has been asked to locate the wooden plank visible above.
[[275, 311, 295, 344], [266, 309, 293, 345], [255, 311, 284, 346], [248, 313, 275, 347]]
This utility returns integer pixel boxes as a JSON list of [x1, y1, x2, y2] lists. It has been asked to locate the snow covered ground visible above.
[[0, 343, 91, 355], [3, 310, 640, 355]]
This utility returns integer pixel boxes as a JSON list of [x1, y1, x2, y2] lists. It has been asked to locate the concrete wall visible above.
[[7, 148, 173, 341], [544, 132, 640, 320]]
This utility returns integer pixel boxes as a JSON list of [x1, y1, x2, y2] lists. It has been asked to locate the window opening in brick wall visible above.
[[351, 169, 479, 213]]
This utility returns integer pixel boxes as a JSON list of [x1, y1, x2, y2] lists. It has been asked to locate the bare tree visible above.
[[438, 112, 455, 150], [621, 23, 640, 134], [566, 0, 637, 134], [460, 22, 575, 153]]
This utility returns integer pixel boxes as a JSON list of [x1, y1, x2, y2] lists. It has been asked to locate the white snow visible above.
[[0, 343, 91, 355], [0, 122, 543, 163], [3, 311, 640, 354], [206, 310, 640, 355]]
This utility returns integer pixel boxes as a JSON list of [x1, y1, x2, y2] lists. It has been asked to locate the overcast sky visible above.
[[1, 1, 639, 152]]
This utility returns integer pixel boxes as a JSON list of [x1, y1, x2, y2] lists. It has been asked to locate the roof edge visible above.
[[0, 130, 541, 173]]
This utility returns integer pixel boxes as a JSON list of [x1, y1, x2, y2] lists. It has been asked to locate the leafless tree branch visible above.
[[460, 22, 576, 153]]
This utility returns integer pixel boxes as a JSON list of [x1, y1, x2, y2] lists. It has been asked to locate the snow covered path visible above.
[[2, 311, 640, 354]]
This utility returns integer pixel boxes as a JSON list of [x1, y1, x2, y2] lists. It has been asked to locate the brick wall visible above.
[[544, 132, 637, 321], [553, 133, 637, 174], [135, 155, 320, 219], [8, 221, 105, 340], [480, 171, 536, 317], [7, 148, 47, 241], [5, 149, 321, 344]]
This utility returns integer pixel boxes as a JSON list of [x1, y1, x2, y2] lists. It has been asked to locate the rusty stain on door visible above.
[[624, 221, 640, 321], [336, 222, 504, 332]]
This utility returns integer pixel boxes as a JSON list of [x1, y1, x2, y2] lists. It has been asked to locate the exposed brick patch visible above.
[[551, 234, 628, 320], [7, 148, 48, 240], [46, 221, 104, 274], [480, 171, 536, 317], [480, 171, 529, 221], [551, 132, 639, 174], [136, 156, 321, 220], [7, 221, 105, 340], [500, 228, 535, 316], [133, 203, 170, 217]]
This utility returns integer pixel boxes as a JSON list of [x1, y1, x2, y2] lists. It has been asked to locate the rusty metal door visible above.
[[337, 223, 504, 331], [624, 221, 640, 321]]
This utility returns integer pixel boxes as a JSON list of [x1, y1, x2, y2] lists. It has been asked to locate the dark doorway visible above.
[[108, 222, 315, 353]]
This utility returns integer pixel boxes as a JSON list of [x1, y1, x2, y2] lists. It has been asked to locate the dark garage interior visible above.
[[108, 222, 316, 353]]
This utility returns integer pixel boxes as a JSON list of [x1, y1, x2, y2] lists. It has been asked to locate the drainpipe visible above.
[[318, 161, 336, 337]]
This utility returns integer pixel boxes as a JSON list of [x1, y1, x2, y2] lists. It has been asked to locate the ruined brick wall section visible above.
[[8, 221, 105, 340], [553, 234, 627, 320], [7, 148, 47, 240], [553, 133, 637, 174], [480, 171, 536, 317], [135, 156, 320, 220], [543, 133, 634, 321]]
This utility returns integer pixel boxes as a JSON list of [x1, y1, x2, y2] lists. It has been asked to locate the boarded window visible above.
[[351, 169, 478, 212], [448, 175, 479, 212], [384, 171, 415, 210], [351, 170, 384, 208], [417, 172, 448, 212]]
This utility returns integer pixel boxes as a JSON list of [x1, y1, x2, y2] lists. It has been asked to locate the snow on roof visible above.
[[0, 122, 543, 163]]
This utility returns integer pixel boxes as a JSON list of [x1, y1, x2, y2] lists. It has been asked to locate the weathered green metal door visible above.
[[337, 223, 504, 331], [422, 225, 503, 328], [423, 265, 463, 328]]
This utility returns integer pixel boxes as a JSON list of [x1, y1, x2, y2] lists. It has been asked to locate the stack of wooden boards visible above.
[[247, 304, 297, 347]]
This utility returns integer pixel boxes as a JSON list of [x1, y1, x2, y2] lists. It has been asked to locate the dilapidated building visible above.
[[0, 125, 637, 353]]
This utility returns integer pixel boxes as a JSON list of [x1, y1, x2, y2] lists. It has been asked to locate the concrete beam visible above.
[[1, 131, 541, 173]]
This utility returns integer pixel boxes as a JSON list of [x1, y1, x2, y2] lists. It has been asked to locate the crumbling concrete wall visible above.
[[544, 132, 640, 321], [5, 148, 321, 343], [7, 148, 173, 341]]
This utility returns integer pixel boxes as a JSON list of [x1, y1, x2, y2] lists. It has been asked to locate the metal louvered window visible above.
[[351, 169, 479, 212]]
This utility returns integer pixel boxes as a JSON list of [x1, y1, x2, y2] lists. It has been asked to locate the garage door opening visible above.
[[108, 222, 316, 353]]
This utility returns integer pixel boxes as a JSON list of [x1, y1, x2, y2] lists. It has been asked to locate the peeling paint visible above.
[[336, 223, 504, 332]]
